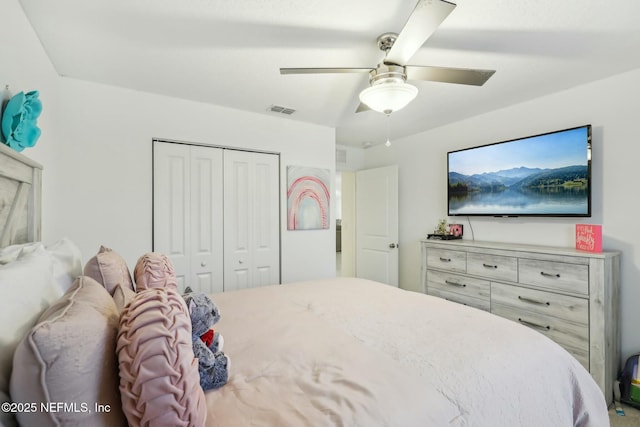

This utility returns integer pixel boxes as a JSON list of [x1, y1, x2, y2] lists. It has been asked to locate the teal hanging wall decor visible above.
[[1, 90, 42, 152]]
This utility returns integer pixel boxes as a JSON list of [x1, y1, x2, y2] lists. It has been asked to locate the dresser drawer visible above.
[[492, 303, 589, 359], [491, 282, 588, 325], [426, 248, 466, 273], [427, 287, 490, 311], [428, 269, 490, 301], [467, 252, 517, 282], [519, 259, 589, 295]]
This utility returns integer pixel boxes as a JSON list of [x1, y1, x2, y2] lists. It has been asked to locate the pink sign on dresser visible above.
[[575, 224, 602, 252]]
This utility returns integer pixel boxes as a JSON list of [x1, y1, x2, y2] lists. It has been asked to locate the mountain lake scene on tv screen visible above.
[[448, 127, 589, 215]]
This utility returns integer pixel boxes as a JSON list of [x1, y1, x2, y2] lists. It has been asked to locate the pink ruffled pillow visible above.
[[117, 287, 206, 427], [133, 252, 178, 291], [83, 246, 134, 295]]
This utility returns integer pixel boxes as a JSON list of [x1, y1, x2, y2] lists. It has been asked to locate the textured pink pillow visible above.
[[117, 288, 206, 427], [83, 246, 134, 295], [133, 252, 178, 291], [10, 276, 127, 427], [112, 283, 136, 313]]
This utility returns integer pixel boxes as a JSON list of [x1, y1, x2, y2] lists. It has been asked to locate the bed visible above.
[[0, 145, 610, 427], [208, 277, 610, 427]]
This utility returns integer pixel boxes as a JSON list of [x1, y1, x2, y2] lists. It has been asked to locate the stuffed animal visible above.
[[183, 287, 230, 390]]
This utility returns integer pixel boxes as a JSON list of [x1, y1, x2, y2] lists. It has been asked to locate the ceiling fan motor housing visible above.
[[369, 64, 407, 86], [360, 64, 418, 114]]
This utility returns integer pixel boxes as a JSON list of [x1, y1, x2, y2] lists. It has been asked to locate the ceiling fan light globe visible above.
[[359, 82, 418, 114]]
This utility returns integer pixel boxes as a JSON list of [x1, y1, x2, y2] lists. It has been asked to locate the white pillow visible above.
[[0, 241, 42, 265], [0, 238, 82, 294], [0, 246, 60, 403], [45, 238, 83, 294]]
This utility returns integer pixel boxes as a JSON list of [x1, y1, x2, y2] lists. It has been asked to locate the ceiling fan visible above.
[[280, 0, 495, 115]]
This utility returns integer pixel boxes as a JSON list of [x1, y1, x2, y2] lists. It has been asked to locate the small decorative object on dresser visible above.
[[427, 219, 463, 240], [434, 218, 447, 234], [421, 239, 620, 405], [449, 223, 463, 237], [576, 224, 603, 252]]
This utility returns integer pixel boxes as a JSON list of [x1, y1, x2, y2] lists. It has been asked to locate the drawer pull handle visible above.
[[439, 257, 452, 262], [518, 296, 550, 306], [445, 298, 468, 306], [540, 271, 560, 278], [518, 318, 551, 331], [445, 280, 466, 288], [482, 263, 498, 269]]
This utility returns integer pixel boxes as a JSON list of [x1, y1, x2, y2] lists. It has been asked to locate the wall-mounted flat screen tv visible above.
[[447, 125, 592, 217]]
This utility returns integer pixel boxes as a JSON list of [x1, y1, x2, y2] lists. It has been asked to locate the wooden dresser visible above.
[[421, 239, 620, 403]]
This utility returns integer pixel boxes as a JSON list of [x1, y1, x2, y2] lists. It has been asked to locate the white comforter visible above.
[[205, 278, 609, 427]]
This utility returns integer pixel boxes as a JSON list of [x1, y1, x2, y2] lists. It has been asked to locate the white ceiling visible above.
[[19, 0, 640, 147]]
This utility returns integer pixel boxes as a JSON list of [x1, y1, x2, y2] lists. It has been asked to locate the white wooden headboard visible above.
[[0, 143, 42, 247]]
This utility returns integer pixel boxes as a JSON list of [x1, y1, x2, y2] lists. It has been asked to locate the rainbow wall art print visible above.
[[287, 166, 330, 230]]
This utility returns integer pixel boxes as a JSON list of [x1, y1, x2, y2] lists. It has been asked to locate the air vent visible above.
[[336, 148, 347, 164], [268, 104, 296, 115]]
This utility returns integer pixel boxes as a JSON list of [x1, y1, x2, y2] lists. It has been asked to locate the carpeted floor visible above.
[[609, 403, 640, 427]]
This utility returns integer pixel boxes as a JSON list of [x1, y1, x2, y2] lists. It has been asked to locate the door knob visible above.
[[201, 262, 207, 267], [389, 243, 398, 249]]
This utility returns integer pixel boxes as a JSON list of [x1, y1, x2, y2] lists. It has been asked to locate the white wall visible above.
[[336, 143, 365, 172], [53, 79, 336, 283], [3, 0, 336, 283], [1, 0, 62, 227], [364, 68, 640, 360]]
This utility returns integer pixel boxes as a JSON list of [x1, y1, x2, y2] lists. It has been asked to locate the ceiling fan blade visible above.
[[385, 0, 456, 66], [406, 65, 495, 86], [355, 102, 371, 113], [280, 67, 372, 75]]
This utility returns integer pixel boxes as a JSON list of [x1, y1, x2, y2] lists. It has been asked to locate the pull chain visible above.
[[385, 113, 391, 147]]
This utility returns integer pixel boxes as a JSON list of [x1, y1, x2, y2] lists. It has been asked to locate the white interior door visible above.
[[153, 142, 224, 293], [189, 146, 224, 293], [223, 150, 280, 290], [153, 142, 190, 290], [356, 165, 399, 286]]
